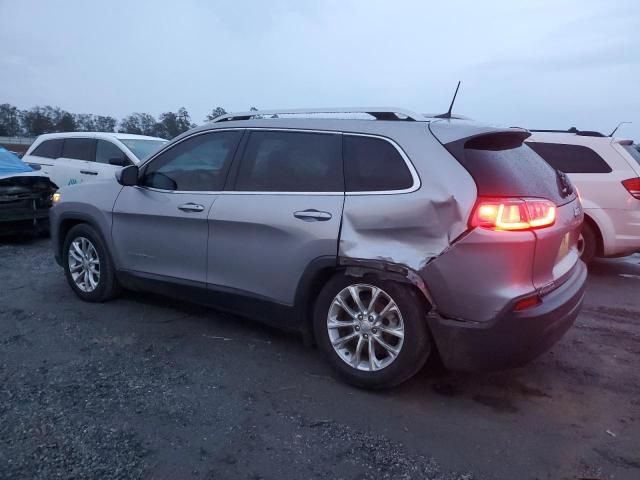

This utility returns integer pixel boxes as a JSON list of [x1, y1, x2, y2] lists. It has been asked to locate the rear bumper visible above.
[[427, 260, 587, 372]]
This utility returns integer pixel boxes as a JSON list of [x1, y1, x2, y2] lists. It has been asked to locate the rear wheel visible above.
[[63, 224, 121, 302], [578, 222, 597, 263], [313, 274, 431, 389]]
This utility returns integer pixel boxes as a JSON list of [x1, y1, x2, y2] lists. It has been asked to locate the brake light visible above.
[[471, 198, 556, 231], [622, 178, 640, 200]]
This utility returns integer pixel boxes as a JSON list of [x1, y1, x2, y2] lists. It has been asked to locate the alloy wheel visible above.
[[327, 284, 405, 371], [68, 236, 100, 293]]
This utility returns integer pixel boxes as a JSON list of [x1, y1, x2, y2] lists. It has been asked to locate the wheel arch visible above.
[[583, 213, 604, 257], [296, 256, 434, 344], [56, 213, 108, 264]]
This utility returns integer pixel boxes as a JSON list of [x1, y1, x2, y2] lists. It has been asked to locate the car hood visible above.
[[0, 173, 59, 199]]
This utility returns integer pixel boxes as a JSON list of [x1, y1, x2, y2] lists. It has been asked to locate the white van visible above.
[[23, 132, 167, 188], [526, 129, 640, 262]]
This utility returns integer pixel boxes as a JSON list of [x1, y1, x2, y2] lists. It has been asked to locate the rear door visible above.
[[112, 130, 243, 284], [207, 129, 344, 305], [58, 137, 97, 186]]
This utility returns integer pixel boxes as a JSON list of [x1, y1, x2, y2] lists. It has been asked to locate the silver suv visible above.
[[50, 108, 587, 388]]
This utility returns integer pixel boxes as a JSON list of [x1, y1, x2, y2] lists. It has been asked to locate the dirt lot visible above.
[[0, 238, 638, 480]]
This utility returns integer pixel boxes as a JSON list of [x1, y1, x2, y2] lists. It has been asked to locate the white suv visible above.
[[526, 129, 640, 262], [23, 132, 167, 189]]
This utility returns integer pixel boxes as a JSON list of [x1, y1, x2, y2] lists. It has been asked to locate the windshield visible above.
[[623, 144, 640, 166], [119, 139, 167, 161], [0, 147, 33, 175]]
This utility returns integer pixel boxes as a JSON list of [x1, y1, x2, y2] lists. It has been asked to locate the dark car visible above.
[[0, 146, 58, 236]]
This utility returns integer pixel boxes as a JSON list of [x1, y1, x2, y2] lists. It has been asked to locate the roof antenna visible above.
[[435, 81, 461, 119], [609, 121, 631, 137]]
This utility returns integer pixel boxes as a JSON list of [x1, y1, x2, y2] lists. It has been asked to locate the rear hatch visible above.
[[430, 121, 582, 291]]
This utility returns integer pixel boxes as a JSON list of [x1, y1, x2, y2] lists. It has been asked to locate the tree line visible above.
[[0, 104, 255, 140]]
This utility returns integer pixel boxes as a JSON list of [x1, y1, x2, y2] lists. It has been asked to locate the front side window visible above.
[[527, 142, 612, 174], [31, 139, 63, 159], [235, 131, 342, 192], [343, 135, 413, 192], [119, 139, 167, 161], [61, 138, 95, 162], [96, 140, 128, 165], [141, 131, 242, 191]]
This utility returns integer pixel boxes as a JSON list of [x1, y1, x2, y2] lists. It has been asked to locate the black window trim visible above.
[[136, 127, 420, 196]]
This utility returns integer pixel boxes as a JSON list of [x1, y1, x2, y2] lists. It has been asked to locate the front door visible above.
[[112, 130, 244, 284]]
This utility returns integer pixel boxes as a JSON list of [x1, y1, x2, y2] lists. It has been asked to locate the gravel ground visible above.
[[1, 238, 639, 480]]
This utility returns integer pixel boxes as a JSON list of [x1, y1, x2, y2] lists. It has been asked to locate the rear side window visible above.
[[236, 131, 342, 192], [141, 130, 242, 191], [96, 140, 127, 164], [527, 142, 612, 173], [31, 139, 63, 159], [61, 138, 96, 162], [623, 145, 640, 166], [343, 135, 413, 192]]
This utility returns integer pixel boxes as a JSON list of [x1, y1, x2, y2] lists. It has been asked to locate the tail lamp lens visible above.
[[622, 178, 640, 200], [471, 198, 556, 231]]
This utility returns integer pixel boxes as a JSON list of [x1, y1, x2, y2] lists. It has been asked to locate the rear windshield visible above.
[[120, 139, 167, 160], [444, 132, 576, 206], [623, 145, 640, 166]]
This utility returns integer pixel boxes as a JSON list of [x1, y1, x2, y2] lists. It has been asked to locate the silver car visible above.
[[50, 108, 587, 388]]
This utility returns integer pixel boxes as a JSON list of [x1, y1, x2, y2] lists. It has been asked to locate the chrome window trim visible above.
[[136, 127, 420, 196]]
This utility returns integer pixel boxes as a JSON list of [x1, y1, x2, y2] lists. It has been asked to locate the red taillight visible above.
[[470, 198, 556, 231], [622, 178, 640, 200]]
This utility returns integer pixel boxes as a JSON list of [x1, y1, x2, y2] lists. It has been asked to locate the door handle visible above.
[[178, 203, 205, 212], [80, 170, 98, 175], [293, 209, 332, 221]]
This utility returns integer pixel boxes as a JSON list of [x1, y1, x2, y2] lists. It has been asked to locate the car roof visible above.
[[34, 132, 166, 142]]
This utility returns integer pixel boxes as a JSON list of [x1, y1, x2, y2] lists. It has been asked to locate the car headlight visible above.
[[52, 192, 61, 204]]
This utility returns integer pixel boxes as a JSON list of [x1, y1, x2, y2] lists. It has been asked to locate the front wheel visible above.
[[63, 224, 121, 302], [313, 274, 431, 389]]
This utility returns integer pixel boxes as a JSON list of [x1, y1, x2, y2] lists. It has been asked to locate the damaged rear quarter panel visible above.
[[339, 125, 477, 273]]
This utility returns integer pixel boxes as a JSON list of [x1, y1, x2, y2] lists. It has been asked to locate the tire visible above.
[[579, 222, 598, 263], [63, 223, 121, 302], [313, 273, 431, 389]]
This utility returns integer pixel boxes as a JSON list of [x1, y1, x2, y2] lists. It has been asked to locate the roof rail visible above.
[[529, 128, 606, 137], [211, 107, 427, 123]]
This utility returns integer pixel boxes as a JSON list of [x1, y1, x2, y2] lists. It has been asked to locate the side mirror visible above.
[[108, 157, 129, 166], [28, 163, 42, 171], [116, 165, 139, 186]]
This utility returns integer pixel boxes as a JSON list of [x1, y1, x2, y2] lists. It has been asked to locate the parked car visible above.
[[0, 146, 58, 236], [49, 108, 586, 388], [23, 132, 167, 188], [526, 129, 640, 262]]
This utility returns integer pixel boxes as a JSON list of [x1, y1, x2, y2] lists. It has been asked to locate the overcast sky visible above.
[[1, 0, 639, 139]]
